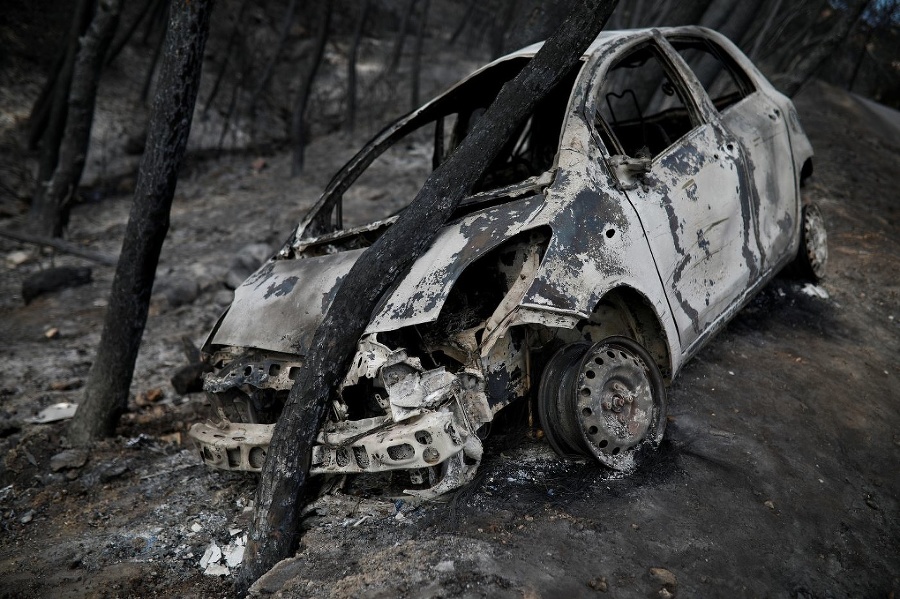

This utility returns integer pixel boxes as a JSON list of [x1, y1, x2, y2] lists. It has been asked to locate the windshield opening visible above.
[[302, 56, 582, 236]]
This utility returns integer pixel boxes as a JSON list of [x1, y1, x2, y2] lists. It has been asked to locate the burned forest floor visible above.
[[0, 78, 899, 598]]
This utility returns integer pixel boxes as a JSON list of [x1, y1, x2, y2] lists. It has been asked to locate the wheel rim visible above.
[[538, 337, 666, 470], [803, 203, 828, 279]]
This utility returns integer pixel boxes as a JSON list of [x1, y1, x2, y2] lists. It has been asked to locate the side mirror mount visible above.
[[610, 155, 651, 190]]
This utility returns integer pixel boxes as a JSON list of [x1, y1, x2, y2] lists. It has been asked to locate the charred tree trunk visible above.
[[68, 0, 213, 445], [236, 0, 620, 592], [410, 0, 430, 110], [347, 0, 371, 135], [290, 3, 332, 176], [30, 0, 122, 238]]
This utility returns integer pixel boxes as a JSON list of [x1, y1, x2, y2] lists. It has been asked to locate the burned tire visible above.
[[788, 202, 828, 281], [538, 336, 666, 471]]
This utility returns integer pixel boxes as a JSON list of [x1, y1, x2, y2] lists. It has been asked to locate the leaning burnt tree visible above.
[[237, 0, 620, 591], [69, 0, 214, 445]]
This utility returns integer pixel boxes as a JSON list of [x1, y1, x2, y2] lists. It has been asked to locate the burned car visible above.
[[190, 27, 827, 498]]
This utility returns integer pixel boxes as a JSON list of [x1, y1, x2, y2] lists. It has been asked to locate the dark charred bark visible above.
[[347, 0, 371, 135], [290, 3, 332, 176], [68, 0, 213, 445], [29, 0, 122, 238], [410, 0, 430, 110], [236, 0, 620, 592]]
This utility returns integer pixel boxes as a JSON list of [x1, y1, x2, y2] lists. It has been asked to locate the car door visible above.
[[590, 38, 761, 351], [667, 34, 798, 273]]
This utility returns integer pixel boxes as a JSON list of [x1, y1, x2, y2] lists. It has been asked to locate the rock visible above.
[[764, 500, 775, 510], [50, 449, 89, 472], [44, 327, 60, 339], [225, 243, 272, 289], [650, 567, 677, 588], [22, 266, 92, 304], [153, 277, 201, 309], [5, 250, 32, 268], [434, 560, 455, 573], [658, 589, 674, 599], [204, 563, 230, 576], [20, 510, 34, 524], [587, 576, 608, 592]]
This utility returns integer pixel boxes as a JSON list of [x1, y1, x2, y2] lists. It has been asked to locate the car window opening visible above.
[[669, 38, 755, 113], [596, 44, 698, 160], [324, 57, 581, 230]]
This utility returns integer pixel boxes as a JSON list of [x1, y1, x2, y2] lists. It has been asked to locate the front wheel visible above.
[[537, 336, 667, 472]]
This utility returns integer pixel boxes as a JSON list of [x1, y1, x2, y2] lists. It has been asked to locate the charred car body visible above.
[[190, 27, 827, 498]]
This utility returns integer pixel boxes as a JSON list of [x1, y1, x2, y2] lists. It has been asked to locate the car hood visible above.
[[210, 195, 548, 356]]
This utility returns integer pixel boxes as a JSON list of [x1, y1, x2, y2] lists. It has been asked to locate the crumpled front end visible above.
[[189, 335, 490, 498]]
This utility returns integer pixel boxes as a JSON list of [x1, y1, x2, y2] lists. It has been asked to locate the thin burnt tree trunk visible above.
[[387, 0, 416, 72], [245, 0, 298, 121], [236, 0, 620, 592], [68, 0, 214, 445], [202, 0, 249, 116], [290, 3, 332, 176], [31, 0, 122, 238], [28, 0, 95, 228], [748, 0, 785, 60], [449, 0, 477, 45], [105, 0, 159, 66], [27, 0, 95, 151], [140, 7, 168, 103], [777, 0, 869, 96], [347, 0, 371, 135], [410, 0, 430, 110]]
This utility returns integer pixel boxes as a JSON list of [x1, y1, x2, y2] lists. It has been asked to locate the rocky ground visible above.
[[1, 72, 898, 598]]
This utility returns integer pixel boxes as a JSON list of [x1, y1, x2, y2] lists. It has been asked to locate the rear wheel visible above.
[[538, 336, 666, 471], [789, 202, 828, 281]]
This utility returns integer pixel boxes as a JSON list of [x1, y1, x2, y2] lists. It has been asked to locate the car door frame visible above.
[[582, 30, 764, 356]]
